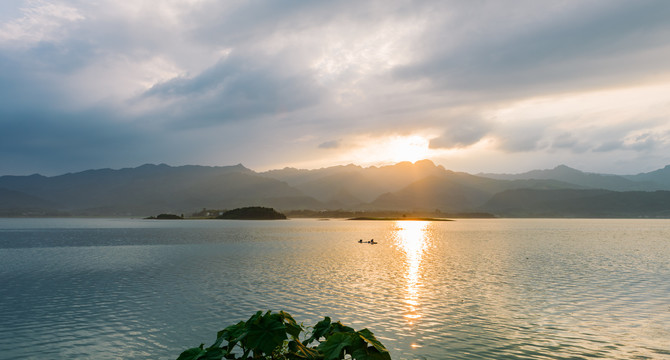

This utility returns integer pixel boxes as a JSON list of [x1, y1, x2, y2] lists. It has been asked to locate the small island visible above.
[[145, 213, 184, 220], [217, 206, 287, 220]]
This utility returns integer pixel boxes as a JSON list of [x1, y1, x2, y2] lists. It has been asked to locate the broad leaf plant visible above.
[[177, 311, 392, 360]]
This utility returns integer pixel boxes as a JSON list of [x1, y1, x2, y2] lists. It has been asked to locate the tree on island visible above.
[[217, 206, 287, 220], [145, 213, 184, 220]]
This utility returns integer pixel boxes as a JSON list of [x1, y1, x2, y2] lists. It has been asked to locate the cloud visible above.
[[135, 52, 322, 128], [394, 1, 670, 98], [2, 0, 670, 175], [0, 106, 150, 175], [626, 132, 662, 152], [318, 140, 341, 149], [0, 0, 84, 46], [428, 114, 491, 149], [544, 133, 589, 153], [594, 140, 625, 153]]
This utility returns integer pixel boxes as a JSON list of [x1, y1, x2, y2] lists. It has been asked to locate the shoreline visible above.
[[348, 216, 453, 221]]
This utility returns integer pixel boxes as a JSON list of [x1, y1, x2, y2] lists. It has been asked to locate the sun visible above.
[[386, 135, 432, 163], [307, 132, 452, 170], [351, 134, 433, 165]]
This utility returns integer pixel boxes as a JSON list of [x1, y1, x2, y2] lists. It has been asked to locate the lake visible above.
[[0, 218, 669, 359]]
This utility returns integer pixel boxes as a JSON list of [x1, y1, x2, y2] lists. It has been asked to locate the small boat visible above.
[[358, 239, 377, 244]]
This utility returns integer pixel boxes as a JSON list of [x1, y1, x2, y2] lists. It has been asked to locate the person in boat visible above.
[[358, 239, 363, 243]]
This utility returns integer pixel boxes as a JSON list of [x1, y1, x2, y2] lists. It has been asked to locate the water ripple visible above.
[[1, 219, 670, 359]]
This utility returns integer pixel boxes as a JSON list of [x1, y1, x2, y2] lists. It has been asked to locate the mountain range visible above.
[[2, 160, 670, 217]]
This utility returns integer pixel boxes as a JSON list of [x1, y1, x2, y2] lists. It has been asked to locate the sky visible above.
[[2, 0, 670, 176]]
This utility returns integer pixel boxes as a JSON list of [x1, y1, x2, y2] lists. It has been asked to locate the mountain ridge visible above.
[[478, 164, 666, 191], [2, 160, 670, 217]]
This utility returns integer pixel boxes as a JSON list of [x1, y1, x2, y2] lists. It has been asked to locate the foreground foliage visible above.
[[177, 311, 391, 360]]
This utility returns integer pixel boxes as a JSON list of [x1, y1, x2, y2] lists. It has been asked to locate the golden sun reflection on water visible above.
[[392, 221, 431, 326]]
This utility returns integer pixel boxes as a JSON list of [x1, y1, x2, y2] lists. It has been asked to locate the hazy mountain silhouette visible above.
[[365, 175, 488, 212], [262, 160, 447, 204], [0, 188, 58, 216], [263, 160, 583, 208], [359, 168, 590, 212], [482, 189, 670, 217], [0, 164, 322, 216], [624, 165, 670, 189], [3, 160, 670, 217], [478, 165, 654, 191]]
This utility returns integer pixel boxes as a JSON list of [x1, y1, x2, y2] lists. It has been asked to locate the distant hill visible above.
[[0, 188, 59, 216], [3, 160, 670, 217], [365, 175, 487, 212], [262, 160, 447, 204], [0, 164, 324, 216], [478, 165, 656, 191], [482, 189, 670, 217], [624, 165, 670, 189], [262, 160, 580, 210]]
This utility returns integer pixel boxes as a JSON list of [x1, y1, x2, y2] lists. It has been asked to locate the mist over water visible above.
[[1, 218, 669, 359]]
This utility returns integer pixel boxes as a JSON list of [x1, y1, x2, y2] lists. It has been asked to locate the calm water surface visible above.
[[0, 218, 669, 359]]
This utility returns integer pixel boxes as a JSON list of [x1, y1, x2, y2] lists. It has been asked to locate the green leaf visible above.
[[216, 321, 243, 342], [202, 347, 225, 360], [344, 329, 390, 360], [329, 321, 355, 335], [305, 317, 331, 345], [356, 329, 390, 355], [350, 347, 391, 360], [247, 310, 263, 323], [279, 311, 297, 323], [287, 340, 322, 359], [215, 321, 247, 353], [176, 345, 206, 360], [317, 332, 355, 360], [175, 311, 390, 360], [243, 311, 289, 355], [279, 310, 303, 340]]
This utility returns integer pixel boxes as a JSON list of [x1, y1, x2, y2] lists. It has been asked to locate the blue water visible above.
[[0, 218, 669, 359]]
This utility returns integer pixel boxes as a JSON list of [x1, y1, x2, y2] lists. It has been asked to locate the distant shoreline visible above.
[[348, 216, 453, 221]]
